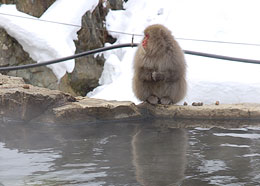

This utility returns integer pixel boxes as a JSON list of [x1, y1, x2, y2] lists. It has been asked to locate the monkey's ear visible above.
[[160, 28, 169, 38], [159, 28, 164, 36]]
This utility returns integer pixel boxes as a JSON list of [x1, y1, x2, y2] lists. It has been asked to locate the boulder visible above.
[[0, 74, 76, 121], [16, 0, 56, 17]]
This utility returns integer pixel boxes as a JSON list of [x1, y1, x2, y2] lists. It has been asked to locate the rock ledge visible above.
[[1, 74, 260, 127]]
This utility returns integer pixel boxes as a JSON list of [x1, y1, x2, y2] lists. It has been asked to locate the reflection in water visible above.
[[132, 127, 187, 186], [0, 120, 260, 185]]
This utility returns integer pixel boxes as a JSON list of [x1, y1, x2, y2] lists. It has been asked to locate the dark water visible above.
[[0, 119, 260, 186]]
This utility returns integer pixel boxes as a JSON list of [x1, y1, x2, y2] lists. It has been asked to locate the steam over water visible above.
[[0, 120, 260, 185]]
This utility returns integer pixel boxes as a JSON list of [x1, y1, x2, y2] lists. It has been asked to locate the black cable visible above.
[[1, 43, 260, 72], [1, 10, 260, 66], [0, 43, 138, 72], [184, 50, 260, 65]]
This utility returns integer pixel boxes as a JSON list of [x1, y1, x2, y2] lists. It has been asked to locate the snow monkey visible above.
[[133, 24, 187, 105]]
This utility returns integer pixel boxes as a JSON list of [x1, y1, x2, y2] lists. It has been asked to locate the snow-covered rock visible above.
[[0, 0, 99, 80]]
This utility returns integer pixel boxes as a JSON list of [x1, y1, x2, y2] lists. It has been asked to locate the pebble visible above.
[[22, 84, 30, 89], [192, 102, 203, 106]]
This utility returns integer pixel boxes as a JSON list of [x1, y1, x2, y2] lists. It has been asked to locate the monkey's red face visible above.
[[142, 34, 149, 48]]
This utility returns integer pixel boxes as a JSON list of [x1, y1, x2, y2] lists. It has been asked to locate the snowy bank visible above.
[[0, 0, 98, 80], [88, 0, 260, 104]]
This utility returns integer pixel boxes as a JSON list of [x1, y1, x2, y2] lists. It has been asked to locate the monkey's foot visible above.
[[160, 97, 173, 105], [147, 95, 159, 105]]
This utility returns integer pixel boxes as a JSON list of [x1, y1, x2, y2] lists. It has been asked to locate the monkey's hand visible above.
[[152, 72, 165, 81]]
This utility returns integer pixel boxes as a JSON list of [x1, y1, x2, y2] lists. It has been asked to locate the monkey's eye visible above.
[[145, 34, 150, 39]]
